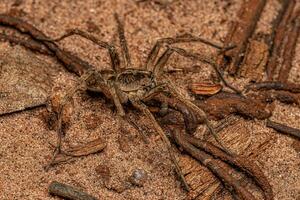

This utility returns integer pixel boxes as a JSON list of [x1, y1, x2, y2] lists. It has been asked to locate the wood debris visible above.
[[240, 40, 269, 81], [219, 0, 267, 75], [0, 46, 54, 116], [50, 137, 106, 166]]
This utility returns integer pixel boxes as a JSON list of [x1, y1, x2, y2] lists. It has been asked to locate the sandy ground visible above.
[[0, 0, 299, 199]]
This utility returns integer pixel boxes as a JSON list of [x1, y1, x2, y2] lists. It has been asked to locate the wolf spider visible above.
[[0, 13, 272, 199]]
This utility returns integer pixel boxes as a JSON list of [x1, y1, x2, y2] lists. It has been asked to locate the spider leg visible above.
[[84, 70, 126, 117], [153, 46, 241, 94], [109, 83, 126, 116], [144, 92, 200, 135], [142, 84, 231, 154], [114, 14, 132, 68], [45, 71, 94, 170], [145, 34, 235, 71], [131, 101, 190, 191], [165, 77, 234, 155], [34, 29, 121, 73]]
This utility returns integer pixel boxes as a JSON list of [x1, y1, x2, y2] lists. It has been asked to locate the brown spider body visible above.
[[86, 68, 158, 106], [115, 69, 157, 102]]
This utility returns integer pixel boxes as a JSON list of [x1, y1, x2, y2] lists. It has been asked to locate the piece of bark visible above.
[[266, 0, 296, 80], [0, 45, 54, 115], [278, 9, 300, 82], [240, 40, 269, 81], [49, 181, 98, 200], [266, 91, 299, 105], [269, 0, 294, 46], [52, 137, 106, 165], [220, 0, 267, 75], [194, 92, 272, 120]]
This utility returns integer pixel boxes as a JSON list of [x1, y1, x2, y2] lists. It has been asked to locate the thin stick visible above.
[[245, 81, 300, 93], [0, 102, 46, 116], [0, 14, 93, 76], [267, 119, 300, 139], [0, 33, 53, 55], [184, 134, 273, 200], [49, 181, 98, 200], [171, 128, 257, 200]]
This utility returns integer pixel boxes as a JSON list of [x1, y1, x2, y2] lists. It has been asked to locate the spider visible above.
[[0, 13, 247, 193]]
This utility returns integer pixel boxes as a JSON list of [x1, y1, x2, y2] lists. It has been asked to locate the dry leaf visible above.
[[189, 82, 222, 96], [53, 137, 106, 164]]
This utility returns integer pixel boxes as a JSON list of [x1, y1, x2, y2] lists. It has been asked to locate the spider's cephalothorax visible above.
[[115, 69, 157, 102], [116, 69, 155, 92], [85, 68, 157, 105]]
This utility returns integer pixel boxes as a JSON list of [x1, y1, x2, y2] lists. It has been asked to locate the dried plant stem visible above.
[[49, 181, 98, 200], [171, 128, 258, 200], [267, 119, 300, 139]]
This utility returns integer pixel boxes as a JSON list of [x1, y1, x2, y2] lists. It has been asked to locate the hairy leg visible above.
[[145, 34, 235, 70], [164, 77, 233, 155], [45, 71, 95, 170], [35, 29, 121, 73], [131, 101, 190, 191], [152, 45, 241, 94], [114, 14, 132, 68]]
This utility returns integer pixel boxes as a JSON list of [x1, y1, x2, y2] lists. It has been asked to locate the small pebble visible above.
[[129, 169, 147, 187]]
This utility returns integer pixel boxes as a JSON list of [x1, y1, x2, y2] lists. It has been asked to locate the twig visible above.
[[0, 33, 53, 55], [254, 90, 300, 105], [245, 81, 300, 93], [0, 14, 92, 76], [171, 128, 259, 200], [0, 102, 45, 116], [49, 181, 98, 200], [184, 134, 273, 200], [47, 137, 106, 168], [266, 119, 300, 139]]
